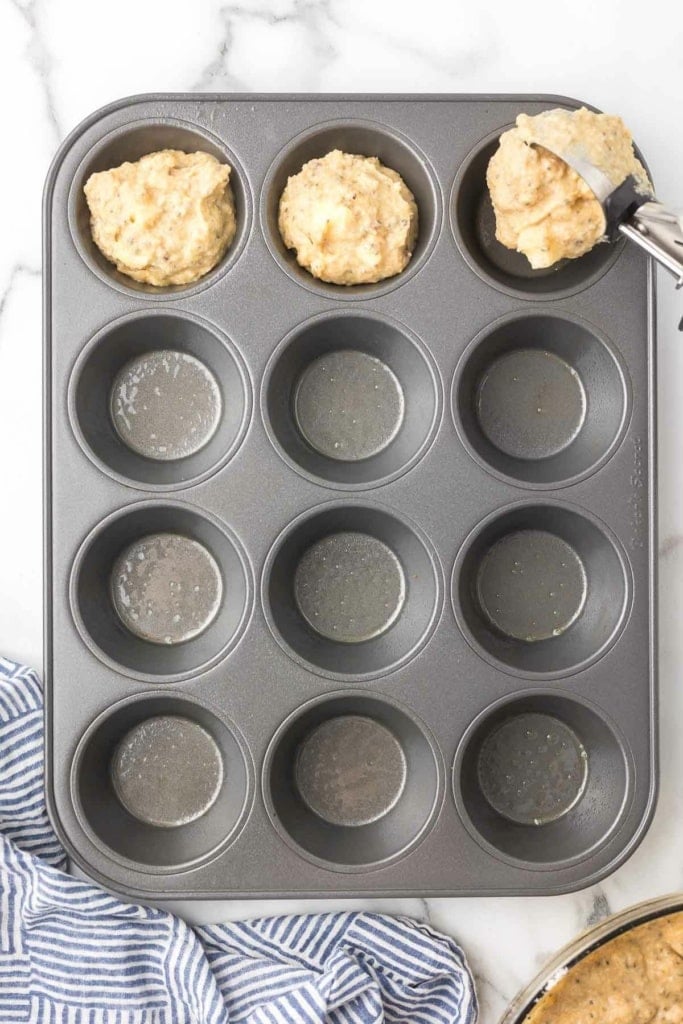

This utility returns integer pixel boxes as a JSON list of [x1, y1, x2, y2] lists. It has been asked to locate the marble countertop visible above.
[[2, 0, 682, 1019]]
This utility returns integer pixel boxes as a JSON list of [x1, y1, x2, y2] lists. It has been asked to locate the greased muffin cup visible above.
[[454, 691, 631, 868], [46, 94, 655, 900], [69, 309, 252, 490], [451, 501, 632, 678], [452, 311, 631, 488], [262, 501, 442, 679], [69, 501, 253, 682], [263, 692, 443, 871], [73, 692, 253, 870], [262, 310, 442, 489]]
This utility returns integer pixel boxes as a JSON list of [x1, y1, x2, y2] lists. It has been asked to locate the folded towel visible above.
[[0, 656, 477, 1023]]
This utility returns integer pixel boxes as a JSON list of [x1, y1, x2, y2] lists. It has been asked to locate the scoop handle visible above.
[[619, 201, 683, 288]]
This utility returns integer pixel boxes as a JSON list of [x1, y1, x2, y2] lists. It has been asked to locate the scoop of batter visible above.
[[278, 149, 418, 285], [487, 108, 651, 269], [84, 149, 236, 286]]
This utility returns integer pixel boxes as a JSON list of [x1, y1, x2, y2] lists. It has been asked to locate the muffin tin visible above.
[[44, 94, 656, 898]]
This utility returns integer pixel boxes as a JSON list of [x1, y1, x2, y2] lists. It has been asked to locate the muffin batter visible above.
[[278, 149, 418, 285], [487, 108, 651, 269], [525, 911, 683, 1024], [84, 149, 236, 286]]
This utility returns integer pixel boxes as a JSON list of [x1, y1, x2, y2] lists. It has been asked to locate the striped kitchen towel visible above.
[[0, 656, 477, 1023]]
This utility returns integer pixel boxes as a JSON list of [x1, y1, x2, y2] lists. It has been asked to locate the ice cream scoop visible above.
[[539, 141, 683, 287]]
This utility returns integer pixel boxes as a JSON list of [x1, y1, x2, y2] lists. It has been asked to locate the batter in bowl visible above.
[[278, 149, 418, 285], [525, 910, 683, 1023], [487, 107, 651, 269], [84, 149, 236, 286]]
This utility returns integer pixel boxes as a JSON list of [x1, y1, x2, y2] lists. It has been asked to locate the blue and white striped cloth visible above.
[[0, 657, 477, 1023]]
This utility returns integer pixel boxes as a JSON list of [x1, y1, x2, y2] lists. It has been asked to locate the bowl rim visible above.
[[500, 892, 683, 1023]]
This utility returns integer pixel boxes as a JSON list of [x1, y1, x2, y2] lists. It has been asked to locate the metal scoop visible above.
[[540, 143, 683, 288]]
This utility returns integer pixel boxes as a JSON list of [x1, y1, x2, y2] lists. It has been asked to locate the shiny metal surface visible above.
[[541, 140, 683, 287], [622, 203, 683, 288]]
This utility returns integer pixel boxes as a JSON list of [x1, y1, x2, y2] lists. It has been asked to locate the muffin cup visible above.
[[261, 119, 441, 299], [262, 310, 441, 489], [452, 311, 630, 488], [263, 692, 443, 870], [68, 118, 252, 298], [69, 310, 251, 490], [70, 501, 252, 682], [263, 502, 442, 679], [454, 692, 630, 867], [452, 502, 631, 677], [73, 693, 252, 869], [450, 126, 623, 300]]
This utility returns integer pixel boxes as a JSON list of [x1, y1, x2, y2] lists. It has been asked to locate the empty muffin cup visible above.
[[455, 693, 629, 865], [453, 503, 630, 676], [262, 311, 441, 488], [263, 503, 441, 678], [69, 310, 251, 489], [261, 120, 440, 298], [69, 118, 251, 297], [264, 693, 442, 869], [450, 127, 622, 298], [74, 693, 251, 868], [70, 502, 251, 681], [453, 313, 629, 487]]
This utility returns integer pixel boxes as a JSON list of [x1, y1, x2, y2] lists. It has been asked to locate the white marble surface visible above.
[[1, 0, 682, 1019]]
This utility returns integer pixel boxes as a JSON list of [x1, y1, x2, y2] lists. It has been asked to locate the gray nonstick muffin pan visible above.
[[44, 94, 657, 898]]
